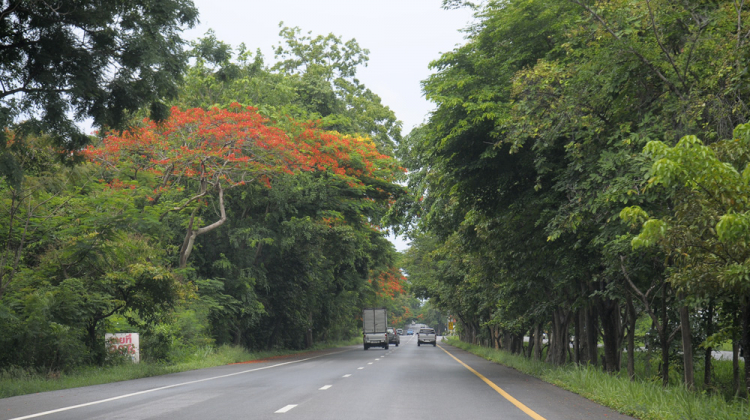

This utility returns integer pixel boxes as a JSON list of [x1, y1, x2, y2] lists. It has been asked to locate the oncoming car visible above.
[[406, 329, 414, 335]]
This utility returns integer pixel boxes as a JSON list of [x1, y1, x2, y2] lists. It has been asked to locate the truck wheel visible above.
[[418, 342, 421, 346], [364, 344, 369, 350], [433, 342, 436, 347], [385, 343, 390, 350], [396, 342, 399, 347]]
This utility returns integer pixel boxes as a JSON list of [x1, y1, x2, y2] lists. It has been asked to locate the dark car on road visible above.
[[387, 327, 400, 346]]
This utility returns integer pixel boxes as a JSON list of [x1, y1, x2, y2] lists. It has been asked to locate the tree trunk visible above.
[[678, 298, 694, 390], [502, 331, 512, 351], [741, 301, 750, 397], [578, 309, 588, 364], [230, 319, 242, 346], [626, 295, 636, 380], [533, 323, 543, 361], [87, 320, 105, 364], [306, 312, 313, 349], [703, 301, 714, 390], [547, 309, 571, 365], [644, 318, 653, 378], [88, 321, 98, 352], [733, 338, 741, 396], [661, 284, 670, 387], [617, 304, 627, 371], [600, 298, 621, 373], [514, 334, 524, 354], [620, 258, 681, 384], [585, 306, 599, 366], [573, 309, 581, 365], [527, 326, 535, 359], [545, 313, 554, 364]]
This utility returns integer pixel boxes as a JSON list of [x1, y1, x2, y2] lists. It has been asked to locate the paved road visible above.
[[0, 335, 634, 420]]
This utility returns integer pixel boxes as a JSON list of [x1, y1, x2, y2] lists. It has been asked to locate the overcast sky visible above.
[[182, 0, 474, 135], [181, 1, 475, 251]]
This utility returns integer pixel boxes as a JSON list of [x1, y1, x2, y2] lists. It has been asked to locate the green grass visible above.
[[446, 338, 749, 420], [0, 338, 361, 399]]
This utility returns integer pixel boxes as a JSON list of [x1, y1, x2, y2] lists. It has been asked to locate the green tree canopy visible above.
[[176, 27, 402, 154], [0, 0, 198, 184]]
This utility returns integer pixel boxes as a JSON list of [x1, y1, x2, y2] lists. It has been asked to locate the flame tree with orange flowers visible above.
[[85, 103, 405, 270]]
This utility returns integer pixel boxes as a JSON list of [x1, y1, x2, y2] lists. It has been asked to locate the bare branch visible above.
[[620, 255, 663, 334], [194, 184, 226, 236], [668, 324, 682, 343], [178, 184, 227, 268]]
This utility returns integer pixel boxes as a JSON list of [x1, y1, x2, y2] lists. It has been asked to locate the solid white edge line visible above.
[[319, 385, 332, 390], [275, 404, 298, 413], [9, 351, 347, 420]]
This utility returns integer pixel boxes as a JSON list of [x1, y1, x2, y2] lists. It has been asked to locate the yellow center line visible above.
[[438, 344, 547, 420]]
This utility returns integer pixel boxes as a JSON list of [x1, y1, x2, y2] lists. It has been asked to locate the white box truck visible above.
[[362, 308, 388, 350]]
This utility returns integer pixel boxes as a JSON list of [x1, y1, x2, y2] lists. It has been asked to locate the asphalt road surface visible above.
[[1, 335, 635, 420]]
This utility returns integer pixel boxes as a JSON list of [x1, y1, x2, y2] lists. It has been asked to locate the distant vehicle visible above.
[[387, 327, 400, 346], [407, 329, 414, 335], [362, 308, 389, 350], [417, 328, 436, 347], [397, 328, 403, 335]]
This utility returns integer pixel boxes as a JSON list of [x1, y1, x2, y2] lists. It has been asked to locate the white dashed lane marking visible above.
[[7, 351, 346, 420], [319, 385, 332, 390], [343, 374, 351, 377], [275, 405, 297, 414]]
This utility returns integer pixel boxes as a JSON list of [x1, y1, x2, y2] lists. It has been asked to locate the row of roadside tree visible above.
[[399, 0, 750, 399], [1, 1, 411, 371]]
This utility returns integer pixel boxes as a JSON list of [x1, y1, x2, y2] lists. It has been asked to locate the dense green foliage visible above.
[[400, 0, 750, 401], [0, 24, 408, 373], [0, 0, 199, 185], [6, 0, 750, 413], [177, 27, 401, 154]]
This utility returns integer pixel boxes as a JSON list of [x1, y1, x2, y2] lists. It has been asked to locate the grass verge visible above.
[[445, 338, 749, 420], [0, 338, 360, 399]]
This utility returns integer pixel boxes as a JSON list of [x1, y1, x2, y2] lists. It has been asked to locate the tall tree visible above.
[[623, 123, 750, 394], [176, 28, 402, 154], [403, 0, 750, 388], [86, 104, 403, 269], [0, 0, 198, 184]]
